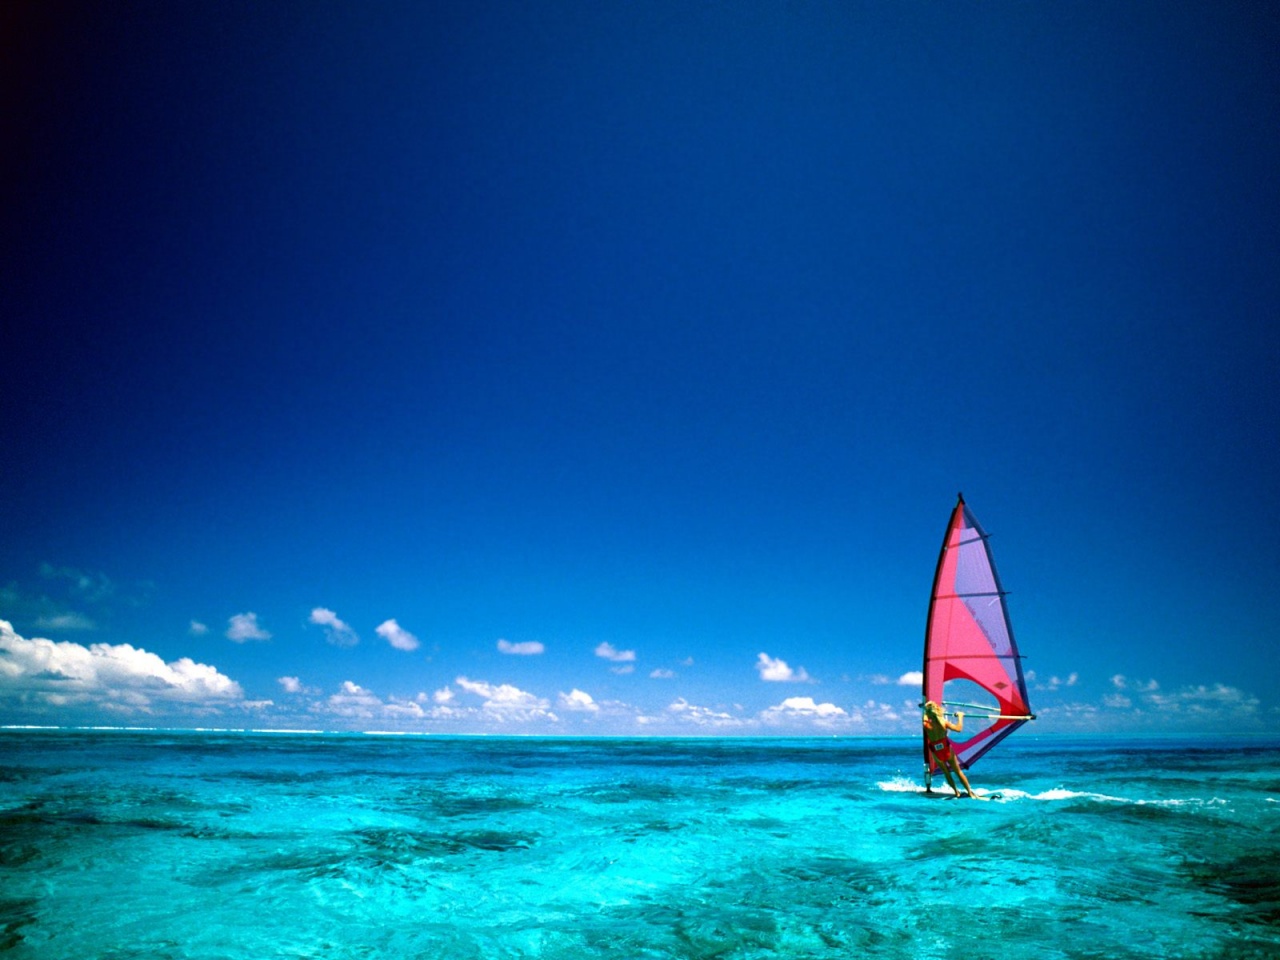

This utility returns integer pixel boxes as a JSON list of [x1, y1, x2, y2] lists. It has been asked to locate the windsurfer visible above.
[[923, 701, 976, 798]]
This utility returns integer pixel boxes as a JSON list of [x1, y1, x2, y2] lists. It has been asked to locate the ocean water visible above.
[[0, 732, 1276, 959]]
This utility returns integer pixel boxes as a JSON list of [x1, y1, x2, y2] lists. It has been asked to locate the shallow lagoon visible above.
[[1, 731, 1276, 958]]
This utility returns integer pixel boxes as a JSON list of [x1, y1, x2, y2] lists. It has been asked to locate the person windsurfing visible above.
[[923, 701, 976, 798]]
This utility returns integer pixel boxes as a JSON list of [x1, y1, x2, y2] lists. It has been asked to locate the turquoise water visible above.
[[1, 732, 1277, 959]]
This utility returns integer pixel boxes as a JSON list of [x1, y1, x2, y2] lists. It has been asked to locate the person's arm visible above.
[[946, 712, 965, 733]]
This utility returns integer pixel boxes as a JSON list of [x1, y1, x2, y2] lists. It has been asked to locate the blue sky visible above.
[[2, 1, 1277, 736]]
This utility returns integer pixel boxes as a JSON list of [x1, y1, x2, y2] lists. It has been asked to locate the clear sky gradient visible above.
[[3, 1, 1277, 735]]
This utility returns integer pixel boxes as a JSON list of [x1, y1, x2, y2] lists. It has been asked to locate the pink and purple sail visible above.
[[922, 494, 1034, 777]]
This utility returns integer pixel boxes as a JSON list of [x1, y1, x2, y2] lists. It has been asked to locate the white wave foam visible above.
[[876, 777, 927, 794], [875, 780, 1227, 807], [875, 777, 1004, 800]]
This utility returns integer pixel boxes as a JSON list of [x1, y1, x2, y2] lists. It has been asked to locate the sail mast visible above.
[[921, 493, 965, 787]]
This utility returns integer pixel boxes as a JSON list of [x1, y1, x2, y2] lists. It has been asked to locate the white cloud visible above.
[[375, 619, 419, 652], [650, 668, 675, 679], [1112, 674, 1158, 693], [1074, 675, 1262, 731], [610, 664, 635, 675], [759, 696, 849, 728], [558, 689, 599, 712], [755, 652, 812, 683], [1032, 671, 1079, 692], [897, 671, 923, 687], [433, 686, 455, 704], [497, 639, 545, 656], [667, 697, 748, 729], [189, 620, 209, 636], [595, 642, 635, 663], [848, 699, 903, 725], [1034, 701, 1102, 727], [1147, 683, 1257, 716], [310, 608, 359, 647], [0, 618, 250, 715], [277, 675, 320, 696], [455, 676, 554, 720], [301, 681, 443, 726], [383, 693, 430, 720], [226, 613, 271, 643], [319, 680, 384, 720], [774, 696, 846, 718]]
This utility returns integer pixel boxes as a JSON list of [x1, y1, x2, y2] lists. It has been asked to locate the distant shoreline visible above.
[[3, 725, 1279, 746]]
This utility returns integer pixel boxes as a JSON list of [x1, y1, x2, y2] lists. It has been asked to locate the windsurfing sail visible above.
[[922, 494, 1034, 783]]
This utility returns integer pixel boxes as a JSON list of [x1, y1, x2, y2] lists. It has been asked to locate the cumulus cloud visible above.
[[497, 639, 545, 656], [1096, 674, 1259, 728], [897, 671, 923, 686], [382, 692, 433, 720], [755, 652, 812, 683], [650, 668, 675, 679], [296, 680, 439, 726], [558, 689, 599, 712], [375, 619, 419, 652], [226, 613, 271, 643], [189, 620, 209, 636], [667, 697, 747, 729], [1110, 674, 1158, 694], [433, 686, 455, 704], [847, 699, 902, 725], [1104, 674, 1134, 707], [1030, 671, 1079, 692], [277, 676, 320, 696], [455, 676, 555, 721], [1034, 701, 1103, 727], [770, 696, 846, 718], [320, 680, 383, 720], [0, 618, 250, 715], [595, 642, 635, 663], [310, 608, 359, 647], [1148, 683, 1258, 716], [759, 696, 849, 727]]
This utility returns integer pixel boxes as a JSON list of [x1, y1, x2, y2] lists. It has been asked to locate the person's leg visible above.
[[939, 762, 960, 796], [948, 756, 975, 797]]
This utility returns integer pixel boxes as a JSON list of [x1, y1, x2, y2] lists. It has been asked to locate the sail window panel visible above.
[[953, 533, 999, 598], [962, 594, 1014, 660]]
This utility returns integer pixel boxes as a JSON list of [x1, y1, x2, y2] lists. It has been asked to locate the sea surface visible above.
[[0, 731, 1276, 959]]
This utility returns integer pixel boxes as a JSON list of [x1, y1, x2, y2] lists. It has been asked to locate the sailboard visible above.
[[922, 494, 1034, 790]]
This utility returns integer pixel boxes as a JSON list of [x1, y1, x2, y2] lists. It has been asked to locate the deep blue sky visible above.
[[3, 1, 1277, 735]]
